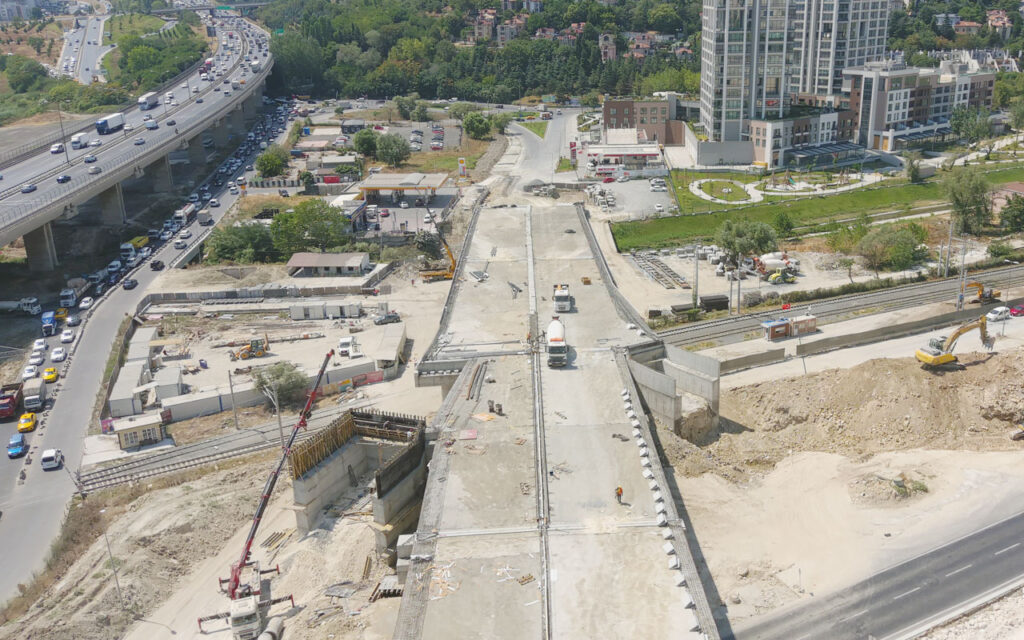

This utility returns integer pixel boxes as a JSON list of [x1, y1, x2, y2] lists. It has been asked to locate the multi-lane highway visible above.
[[0, 13, 273, 603], [0, 15, 272, 247], [735, 509, 1024, 640]]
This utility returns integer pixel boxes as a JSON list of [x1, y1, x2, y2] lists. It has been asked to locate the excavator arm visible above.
[[942, 316, 989, 352]]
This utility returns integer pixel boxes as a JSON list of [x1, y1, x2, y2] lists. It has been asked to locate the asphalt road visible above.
[[0, 17, 270, 237], [734, 509, 1024, 640], [0, 73, 264, 602], [75, 16, 111, 85]]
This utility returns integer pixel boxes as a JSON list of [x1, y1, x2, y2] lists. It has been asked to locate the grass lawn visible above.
[[519, 121, 547, 138], [106, 14, 166, 41], [556, 157, 574, 172], [396, 138, 490, 174], [102, 47, 121, 82], [699, 180, 750, 202]]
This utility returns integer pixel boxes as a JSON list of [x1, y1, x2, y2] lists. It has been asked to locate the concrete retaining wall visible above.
[[627, 359, 681, 428], [719, 348, 786, 374], [664, 344, 720, 418], [291, 439, 404, 533], [795, 300, 1019, 357]]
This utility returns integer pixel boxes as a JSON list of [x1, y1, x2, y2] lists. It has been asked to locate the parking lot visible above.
[[366, 187, 459, 235], [587, 177, 677, 220], [333, 122, 462, 153]]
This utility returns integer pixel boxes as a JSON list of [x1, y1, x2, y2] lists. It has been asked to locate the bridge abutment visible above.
[[188, 136, 207, 166], [148, 155, 174, 193], [24, 222, 59, 272]]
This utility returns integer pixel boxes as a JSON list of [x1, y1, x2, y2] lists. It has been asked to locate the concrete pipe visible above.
[[257, 617, 285, 640]]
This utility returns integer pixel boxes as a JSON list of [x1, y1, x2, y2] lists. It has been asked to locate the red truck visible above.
[[0, 383, 22, 420]]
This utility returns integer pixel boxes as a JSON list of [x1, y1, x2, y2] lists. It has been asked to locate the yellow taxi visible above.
[[17, 412, 36, 433], [54, 307, 69, 320], [42, 367, 59, 383]]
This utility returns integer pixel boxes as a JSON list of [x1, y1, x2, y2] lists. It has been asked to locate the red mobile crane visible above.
[[198, 350, 335, 638]]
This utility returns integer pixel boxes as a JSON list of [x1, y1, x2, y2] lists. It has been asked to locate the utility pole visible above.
[[944, 215, 955, 277], [957, 234, 968, 311], [693, 242, 700, 310], [99, 509, 125, 610], [228, 370, 240, 430], [55, 101, 71, 166]]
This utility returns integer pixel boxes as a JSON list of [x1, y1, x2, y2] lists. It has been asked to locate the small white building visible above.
[[286, 252, 371, 277]]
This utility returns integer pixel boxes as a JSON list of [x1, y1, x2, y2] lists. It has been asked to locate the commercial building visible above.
[[699, 0, 888, 143], [0, 0, 37, 20], [843, 58, 995, 151], [584, 143, 667, 177], [747, 108, 862, 168], [602, 94, 698, 145]]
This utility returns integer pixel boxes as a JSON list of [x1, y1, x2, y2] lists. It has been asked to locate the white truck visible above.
[[60, 278, 90, 308], [552, 284, 572, 313], [70, 132, 88, 149], [546, 317, 568, 368], [22, 378, 46, 411], [197, 209, 213, 226], [0, 297, 41, 315]]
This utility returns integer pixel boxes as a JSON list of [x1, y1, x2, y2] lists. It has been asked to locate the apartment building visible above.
[[599, 33, 617, 61], [987, 10, 1012, 40], [843, 58, 995, 151], [496, 15, 527, 46], [748, 109, 860, 168], [700, 0, 888, 143], [470, 10, 496, 41], [0, 0, 37, 20]]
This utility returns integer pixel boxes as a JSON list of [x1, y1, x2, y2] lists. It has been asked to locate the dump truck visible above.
[[546, 317, 568, 367], [553, 284, 572, 313], [59, 278, 91, 308], [0, 383, 22, 420]]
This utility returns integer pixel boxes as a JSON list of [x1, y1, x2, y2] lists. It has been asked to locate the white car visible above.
[[986, 306, 1011, 322], [40, 449, 63, 470], [22, 365, 38, 380], [78, 297, 95, 310], [139, 246, 152, 259], [179, 229, 192, 239], [50, 347, 67, 362], [400, 201, 409, 209], [654, 204, 665, 212], [33, 338, 47, 351], [60, 329, 75, 343], [29, 350, 45, 366]]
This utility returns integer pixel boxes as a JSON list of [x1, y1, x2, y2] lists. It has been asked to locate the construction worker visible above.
[[615, 486, 623, 504]]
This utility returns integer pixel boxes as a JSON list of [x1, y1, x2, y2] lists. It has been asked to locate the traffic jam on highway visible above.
[[2, 15, 267, 203], [4, 15, 281, 471]]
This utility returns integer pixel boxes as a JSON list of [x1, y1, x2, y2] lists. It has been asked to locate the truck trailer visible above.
[[0, 383, 22, 419], [0, 298, 41, 315], [546, 317, 568, 367], [138, 91, 160, 110], [95, 112, 125, 135], [22, 378, 46, 412]]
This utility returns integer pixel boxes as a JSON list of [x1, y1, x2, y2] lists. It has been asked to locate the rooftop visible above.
[[359, 172, 448, 191], [286, 252, 369, 269]]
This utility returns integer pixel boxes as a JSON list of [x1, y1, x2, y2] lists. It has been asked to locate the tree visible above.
[[463, 111, 491, 139], [1000, 194, 1024, 232], [5, 55, 46, 92], [269, 198, 349, 254], [299, 170, 316, 191], [1010, 101, 1024, 154], [771, 211, 794, 236], [856, 228, 892, 276], [353, 128, 378, 158], [714, 219, 778, 264], [27, 35, 42, 54], [255, 144, 289, 177], [207, 223, 275, 263], [394, 94, 418, 119], [944, 166, 992, 234], [905, 152, 922, 183], [648, 5, 681, 32], [411, 104, 428, 122], [836, 257, 855, 283], [252, 361, 309, 410], [447, 102, 479, 121], [490, 112, 514, 134], [376, 133, 411, 167]]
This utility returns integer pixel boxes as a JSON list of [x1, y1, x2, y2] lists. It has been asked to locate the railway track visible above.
[[657, 263, 1024, 347], [78, 409, 421, 492]]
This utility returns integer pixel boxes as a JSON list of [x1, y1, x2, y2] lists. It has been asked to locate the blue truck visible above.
[[41, 311, 56, 337]]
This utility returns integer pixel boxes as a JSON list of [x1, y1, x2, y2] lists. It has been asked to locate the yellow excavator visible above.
[[229, 334, 270, 361], [420, 226, 456, 282], [915, 315, 994, 367], [965, 282, 1000, 304]]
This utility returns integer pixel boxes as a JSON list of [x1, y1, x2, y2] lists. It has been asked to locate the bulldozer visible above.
[[420, 226, 456, 282], [965, 281, 1001, 304], [915, 315, 994, 367], [229, 334, 270, 361]]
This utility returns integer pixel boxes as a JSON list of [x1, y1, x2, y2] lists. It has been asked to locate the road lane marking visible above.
[[837, 609, 868, 623], [893, 586, 921, 600], [995, 542, 1021, 556], [945, 564, 973, 578]]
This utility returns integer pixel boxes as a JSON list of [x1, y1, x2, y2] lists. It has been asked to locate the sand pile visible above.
[[662, 351, 1024, 482]]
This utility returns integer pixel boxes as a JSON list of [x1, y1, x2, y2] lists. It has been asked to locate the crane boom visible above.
[[225, 349, 335, 599]]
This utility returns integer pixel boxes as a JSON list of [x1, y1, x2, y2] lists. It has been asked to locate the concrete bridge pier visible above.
[[23, 222, 59, 272], [147, 155, 175, 193], [242, 93, 260, 117], [188, 136, 207, 166], [229, 107, 245, 133], [98, 182, 127, 226], [211, 120, 230, 147]]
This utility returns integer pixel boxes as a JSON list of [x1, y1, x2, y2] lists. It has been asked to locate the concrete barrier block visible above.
[[649, 480, 659, 491], [661, 528, 673, 540], [641, 455, 651, 467], [639, 446, 649, 458], [653, 491, 662, 503], [674, 570, 686, 586], [668, 557, 680, 569], [662, 542, 675, 555], [656, 513, 668, 526], [655, 501, 667, 515], [643, 468, 655, 479], [635, 438, 645, 448], [632, 427, 641, 437]]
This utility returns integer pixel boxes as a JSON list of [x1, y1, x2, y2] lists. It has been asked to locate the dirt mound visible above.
[[664, 351, 1024, 482]]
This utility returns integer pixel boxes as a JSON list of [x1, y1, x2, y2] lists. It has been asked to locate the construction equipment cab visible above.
[[915, 315, 995, 367], [553, 284, 572, 313], [546, 317, 568, 367], [966, 282, 1000, 304], [230, 335, 270, 361]]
